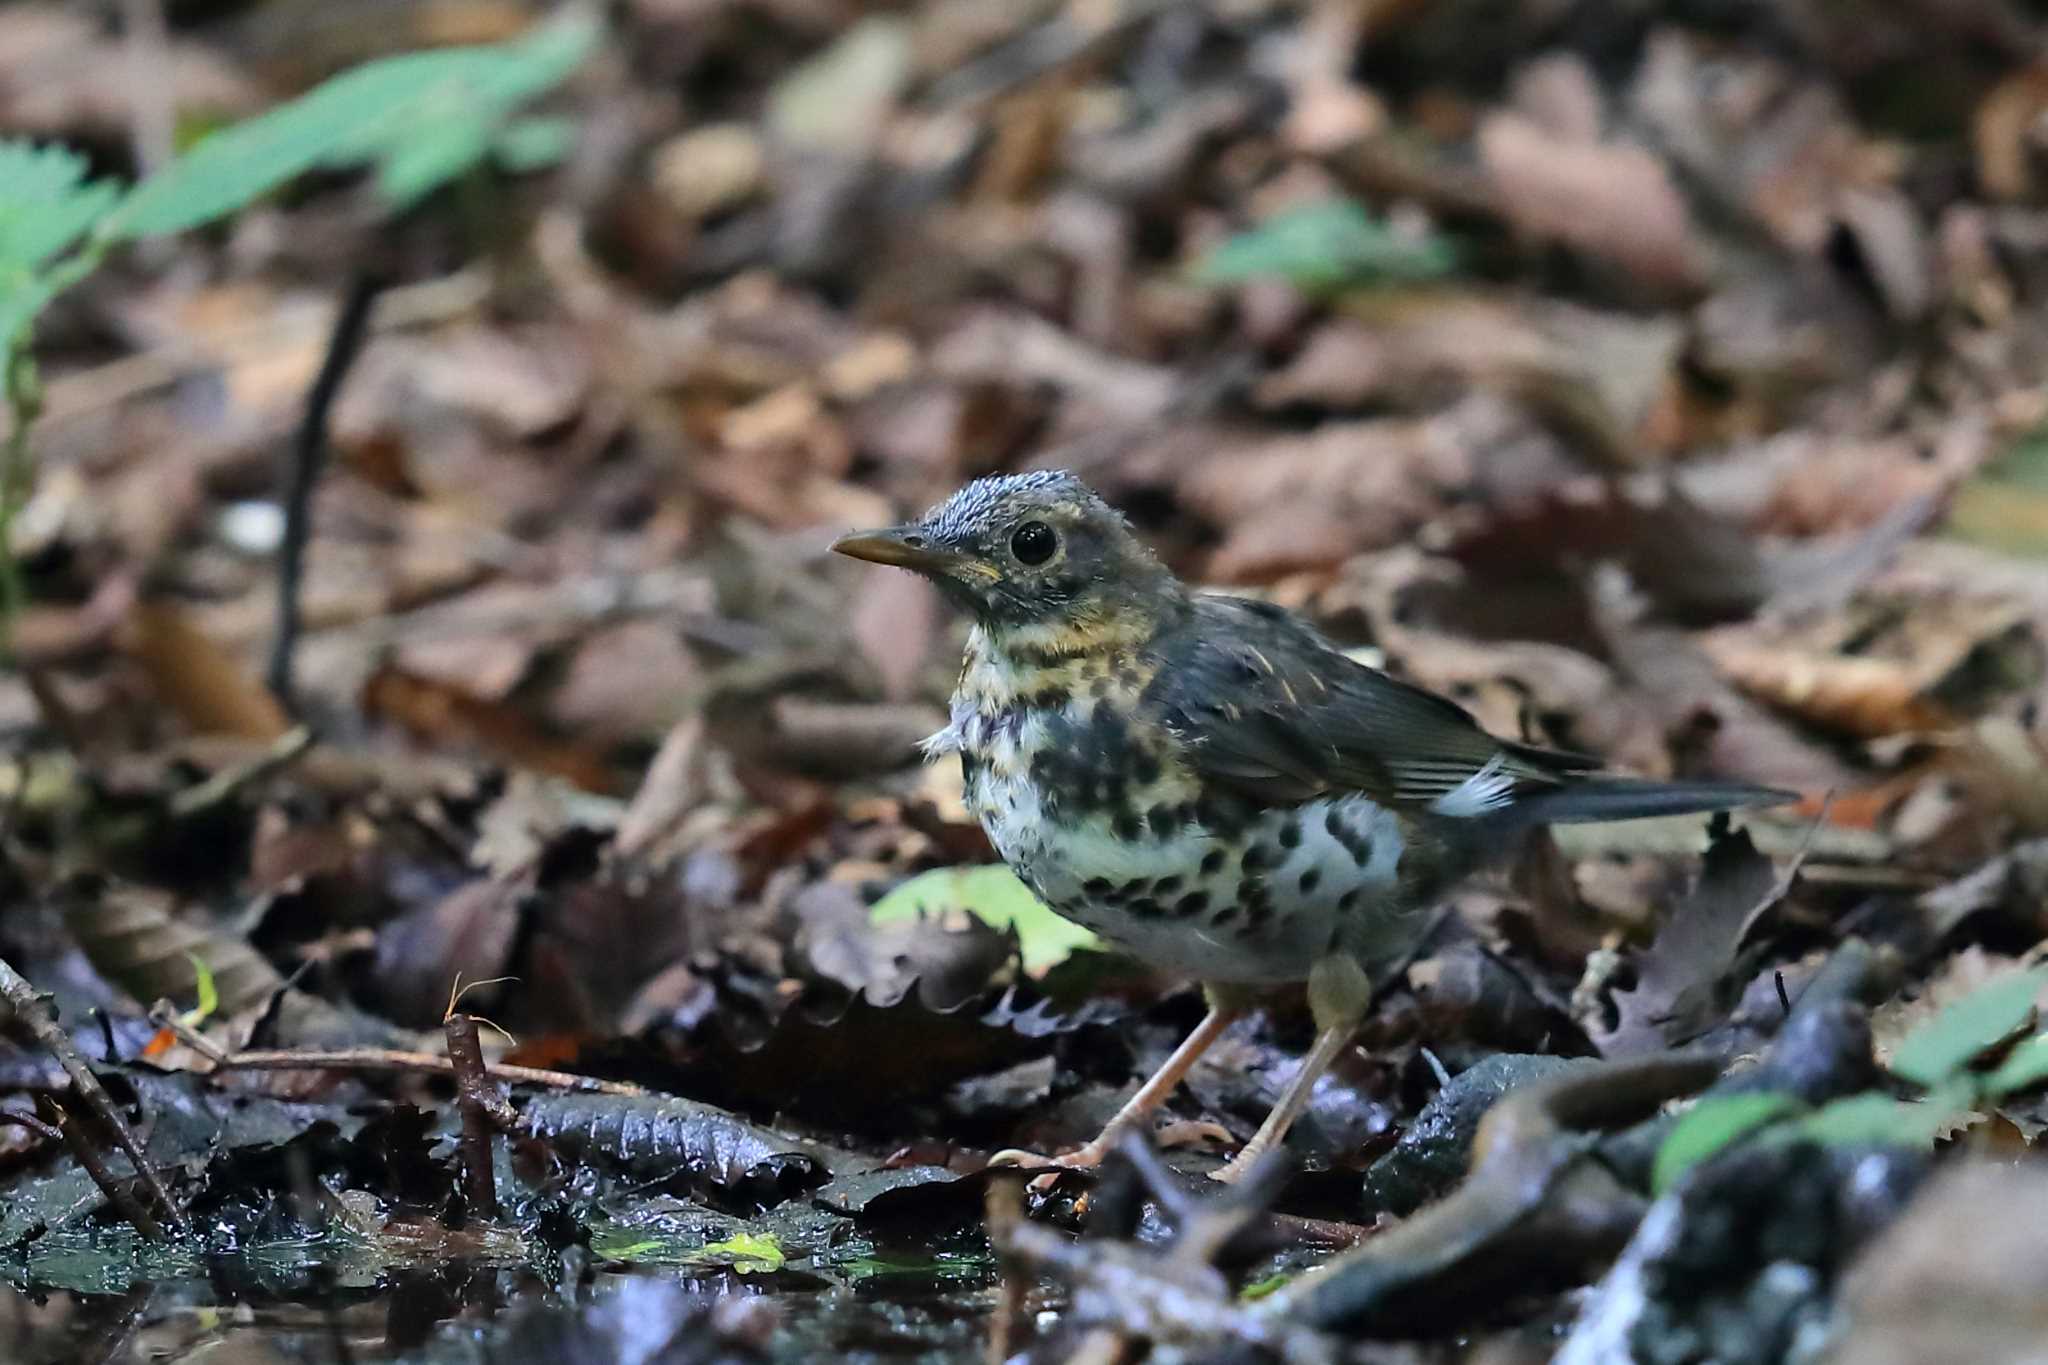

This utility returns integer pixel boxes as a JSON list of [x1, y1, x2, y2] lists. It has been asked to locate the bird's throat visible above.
[[961, 614, 1156, 712]]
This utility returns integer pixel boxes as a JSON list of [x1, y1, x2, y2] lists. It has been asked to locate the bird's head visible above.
[[832, 471, 1182, 640]]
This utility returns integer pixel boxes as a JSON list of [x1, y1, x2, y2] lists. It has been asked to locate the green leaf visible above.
[[0, 142, 121, 272], [1240, 1272, 1292, 1300], [0, 141, 121, 356], [689, 1231, 785, 1274], [106, 9, 597, 238], [1986, 1032, 2048, 1097], [375, 116, 495, 209], [589, 1218, 783, 1272], [591, 1236, 662, 1260], [1791, 1088, 1973, 1150], [1890, 967, 2046, 1087], [181, 952, 220, 1028], [869, 865, 1098, 976], [1652, 1092, 1802, 1194], [1192, 199, 1458, 292]]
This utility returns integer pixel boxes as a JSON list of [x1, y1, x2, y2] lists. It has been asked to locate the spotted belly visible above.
[[976, 763, 1430, 984]]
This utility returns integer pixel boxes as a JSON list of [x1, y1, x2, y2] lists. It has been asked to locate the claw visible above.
[[987, 1142, 1111, 1192]]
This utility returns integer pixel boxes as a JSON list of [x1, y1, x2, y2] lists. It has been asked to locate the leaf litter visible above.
[[5, 0, 2048, 1360]]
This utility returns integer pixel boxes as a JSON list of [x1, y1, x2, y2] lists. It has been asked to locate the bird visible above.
[[832, 470, 1793, 1183]]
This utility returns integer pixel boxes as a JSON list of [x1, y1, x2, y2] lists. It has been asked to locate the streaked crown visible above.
[[832, 470, 1182, 633]]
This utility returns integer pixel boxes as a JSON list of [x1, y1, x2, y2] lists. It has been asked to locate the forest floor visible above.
[[5, 1, 2048, 1361]]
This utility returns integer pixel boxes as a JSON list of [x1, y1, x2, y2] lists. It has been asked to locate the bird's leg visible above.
[[1209, 953, 1372, 1185], [988, 990, 1246, 1172]]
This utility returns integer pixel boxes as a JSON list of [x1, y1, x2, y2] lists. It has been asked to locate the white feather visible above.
[[1431, 752, 1517, 818]]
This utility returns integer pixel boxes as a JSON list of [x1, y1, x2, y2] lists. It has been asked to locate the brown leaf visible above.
[[1868, 945, 2033, 1074], [361, 665, 615, 793], [1974, 62, 2048, 201], [66, 884, 284, 1021], [547, 619, 699, 743], [367, 876, 525, 1030], [1477, 111, 1705, 293], [120, 601, 290, 742], [1595, 819, 1795, 1056], [848, 568, 939, 702], [1177, 419, 1467, 581], [1696, 635, 1957, 739], [615, 715, 708, 864], [1836, 1162, 2048, 1364]]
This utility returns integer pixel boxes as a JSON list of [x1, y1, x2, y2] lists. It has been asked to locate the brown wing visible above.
[[1142, 596, 1598, 812]]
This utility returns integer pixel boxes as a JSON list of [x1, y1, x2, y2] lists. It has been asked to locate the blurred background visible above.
[[5, 0, 2048, 1360]]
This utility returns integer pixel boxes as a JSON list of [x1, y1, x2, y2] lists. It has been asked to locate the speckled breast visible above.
[[945, 683, 1434, 986]]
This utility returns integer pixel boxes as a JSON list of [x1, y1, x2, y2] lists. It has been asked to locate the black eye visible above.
[[1010, 520, 1057, 565]]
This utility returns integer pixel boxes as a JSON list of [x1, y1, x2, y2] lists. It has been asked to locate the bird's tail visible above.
[[1508, 778, 1797, 827]]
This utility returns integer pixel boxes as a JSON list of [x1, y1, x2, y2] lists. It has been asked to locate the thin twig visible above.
[[0, 1106, 62, 1143], [201, 1044, 647, 1095], [38, 1094, 163, 1242], [0, 955, 186, 1232], [167, 725, 314, 819], [267, 272, 387, 709], [985, 1175, 1029, 1365], [444, 1013, 514, 1221]]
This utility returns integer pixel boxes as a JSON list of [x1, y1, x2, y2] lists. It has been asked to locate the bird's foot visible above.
[[1206, 1117, 1290, 1184], [1206, 1147, 1263, 1185], [986, 1140, 1113, 1191]]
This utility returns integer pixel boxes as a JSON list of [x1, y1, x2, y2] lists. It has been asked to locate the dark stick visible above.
[[0, 955, 186, 1232], [444, 1013, 512, 1222], [266, 272, 386, 709], [38, 1094, 164, 1241], [0, 1106, 62, 1143]]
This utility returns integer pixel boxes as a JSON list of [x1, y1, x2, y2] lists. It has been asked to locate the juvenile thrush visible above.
[[834, 471, 1792, 1183]]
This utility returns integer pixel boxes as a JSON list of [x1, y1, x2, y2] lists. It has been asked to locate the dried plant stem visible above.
[[38, 1094, 163, 1242], [444, 1013, 516, 1222], [268, 271, 386, 708], [175, 1033, 644, 1096], [0, 956, 186, 1235]]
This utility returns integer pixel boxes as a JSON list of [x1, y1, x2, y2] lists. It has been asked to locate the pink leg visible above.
[[1210, 953, 1372, 1185], [989, 1002, 1243, 1171]]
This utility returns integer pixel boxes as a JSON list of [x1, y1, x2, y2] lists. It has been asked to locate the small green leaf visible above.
[[869, 865, 1098, 976], [1192, 199, 1458, 292], [375, 117, 495, 208], [1791, 1088, 1973, 1150], [1986, 1032, 2048, 1097], [592, 1236, 663, 1260], [1240, 1272, 1292, 1300], [1652, 1092, 1801, 1194], [1890, 968, 2046, 1087], [0, 141, 121, 272], [181, 952, 220, 1028], [689, 1231, 784, 1274], [106, 9, 597, 238]]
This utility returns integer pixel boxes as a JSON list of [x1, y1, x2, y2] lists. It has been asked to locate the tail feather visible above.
[[1509, 778, 1797, 827]]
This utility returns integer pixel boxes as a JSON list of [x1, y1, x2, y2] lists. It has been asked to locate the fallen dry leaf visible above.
[[1477, 110, 1705, 293], [361, 665, 615, 794], [121, 601, 290, 742], [1595, 818, 1798, 1056]]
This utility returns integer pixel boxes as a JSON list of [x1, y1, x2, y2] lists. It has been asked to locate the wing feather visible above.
[[1143, 596, 1597, 813]]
